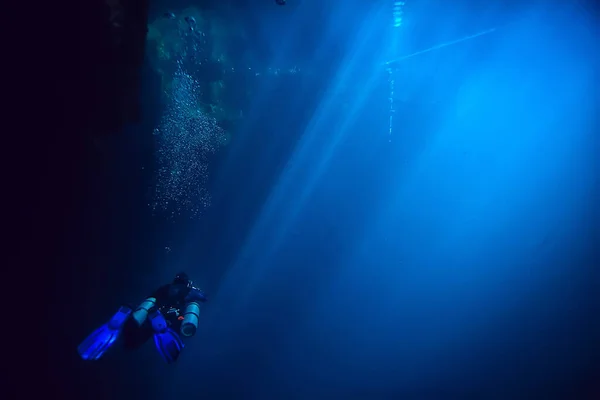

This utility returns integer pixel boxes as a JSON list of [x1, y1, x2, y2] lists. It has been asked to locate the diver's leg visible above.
[[122, 318, 154, 350], [149, 311, 184, 364]]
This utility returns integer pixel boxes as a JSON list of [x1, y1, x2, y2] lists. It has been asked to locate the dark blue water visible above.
[[62, 1, 599, 399]]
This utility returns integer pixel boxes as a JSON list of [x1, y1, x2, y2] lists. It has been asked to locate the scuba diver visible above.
[[77, 272, 208, 364]]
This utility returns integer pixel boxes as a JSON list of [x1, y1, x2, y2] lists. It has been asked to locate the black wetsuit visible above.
[[123, 283, 207, 349]]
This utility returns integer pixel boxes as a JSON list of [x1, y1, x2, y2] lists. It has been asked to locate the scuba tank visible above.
[[132, 297, 157, 326], [180, 302, 201, 337]]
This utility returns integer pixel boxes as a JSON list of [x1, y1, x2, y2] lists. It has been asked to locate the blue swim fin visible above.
[[150, 311, 184, 364], [78, 306, 132, 361]]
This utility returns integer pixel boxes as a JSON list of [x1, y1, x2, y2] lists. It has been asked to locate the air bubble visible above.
[[152, 62, 226, 219]]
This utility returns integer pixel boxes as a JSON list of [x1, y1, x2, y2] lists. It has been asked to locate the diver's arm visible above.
[[151, 284, 172, 306], [186, 286, 208, 303]]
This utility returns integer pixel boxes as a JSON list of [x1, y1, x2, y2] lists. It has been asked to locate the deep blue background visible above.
[[51, 0, 598, 399]]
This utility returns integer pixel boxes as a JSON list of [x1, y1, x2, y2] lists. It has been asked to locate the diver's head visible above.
[[173, 272, 190, 286]]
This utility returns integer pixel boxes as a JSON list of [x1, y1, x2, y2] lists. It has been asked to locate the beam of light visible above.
[[293, 6, 597, 391], [178, 2, 597, 397], [212, 6, 339, 184], [214, 6, 391, 314]]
